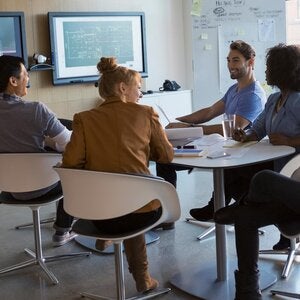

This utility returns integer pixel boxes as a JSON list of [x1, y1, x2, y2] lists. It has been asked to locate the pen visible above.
[[177, 145, 196, 149]]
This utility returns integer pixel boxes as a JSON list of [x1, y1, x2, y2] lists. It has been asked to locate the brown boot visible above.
[[124, 234, 159, 293], [95, 239, 113, 251]]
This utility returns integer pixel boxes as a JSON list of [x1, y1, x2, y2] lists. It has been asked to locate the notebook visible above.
[[173, 148, 204, 157]]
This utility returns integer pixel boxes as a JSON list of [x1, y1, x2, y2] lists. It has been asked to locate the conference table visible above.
[[169, 138, 295, 300]]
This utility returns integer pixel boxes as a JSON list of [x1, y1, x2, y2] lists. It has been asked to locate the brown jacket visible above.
[[62, 96, 174, 212]]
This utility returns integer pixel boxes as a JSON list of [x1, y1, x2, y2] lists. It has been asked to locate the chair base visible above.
[[15, 215, 55, 229], [270, 289, 300, 299], [80, 288, 171, 300], [259, 248, 300, 278], [0, 247, 91, 285], [186, 217, 265, 240]]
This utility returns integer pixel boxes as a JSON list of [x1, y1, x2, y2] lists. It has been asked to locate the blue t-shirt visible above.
[[222, 81, 266, 124]]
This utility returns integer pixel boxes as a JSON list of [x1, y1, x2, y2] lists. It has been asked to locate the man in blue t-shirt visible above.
[[155, 40, 267, 229]]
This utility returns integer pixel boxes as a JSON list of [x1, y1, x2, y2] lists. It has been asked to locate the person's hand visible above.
[[176, 115, 194, 123], [269, 133, 290, 146], [44, 136, 56, 150], [165, 122, 191, 129], [232, 128, 248, 142]]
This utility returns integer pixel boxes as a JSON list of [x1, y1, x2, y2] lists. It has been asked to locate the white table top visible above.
[[172, 139, 295, 169]]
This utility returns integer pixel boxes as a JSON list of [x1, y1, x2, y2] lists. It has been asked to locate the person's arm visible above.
[[61, 114, 86, 168], [149, 108, 174, 163], [201, 113, 251, 135], [176, 99, 225, 124], [44, 128, 71, 152], [234, 114, 251, 129], [269, 134, 300, 147]]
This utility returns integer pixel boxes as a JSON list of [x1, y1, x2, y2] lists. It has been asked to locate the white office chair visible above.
[[0, 153, 90, 285], [54, 167, 181, 300], [259, 154, 300, 279], [14, 119, 73, 230], [270, 222, 300, 298]]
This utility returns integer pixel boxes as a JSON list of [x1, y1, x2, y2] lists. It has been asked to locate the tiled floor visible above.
[[0, 167, 299, 299]]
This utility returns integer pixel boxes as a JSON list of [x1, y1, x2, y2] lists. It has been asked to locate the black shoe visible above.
[[272, 235, 291, 250], [234, 270, 262, 300], [214, 202, 240, 225], [190, 204, 214, 221], [153, 222, 175, 230]]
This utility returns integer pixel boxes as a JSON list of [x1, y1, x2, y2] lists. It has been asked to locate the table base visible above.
[[170, 264, 277, 300]]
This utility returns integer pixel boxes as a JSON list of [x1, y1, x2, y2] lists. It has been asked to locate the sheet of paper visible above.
[[222, 140, 258, 148], [193, 133, 224, 146]]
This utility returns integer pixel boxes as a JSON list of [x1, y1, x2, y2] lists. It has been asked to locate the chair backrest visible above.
[[280, 154, 300, 179], [0, 153, 62, 193], [54, 167, 181, 225], [279, 154, 300, 238]]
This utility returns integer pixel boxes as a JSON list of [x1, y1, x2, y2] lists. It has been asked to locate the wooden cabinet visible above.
[[140, 90, 192, 127]]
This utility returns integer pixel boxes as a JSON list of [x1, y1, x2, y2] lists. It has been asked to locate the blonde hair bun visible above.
[[97, 57, 118, 74]]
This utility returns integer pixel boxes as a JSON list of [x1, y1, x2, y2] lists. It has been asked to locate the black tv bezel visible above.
[[0, 11, 28, 68], [48, 11, 148, 85]]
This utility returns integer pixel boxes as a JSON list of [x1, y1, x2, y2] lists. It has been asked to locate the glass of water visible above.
[[222, 113, 235, 140]]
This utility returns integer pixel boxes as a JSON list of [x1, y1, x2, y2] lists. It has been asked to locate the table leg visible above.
[[213, 168, 227, 281]]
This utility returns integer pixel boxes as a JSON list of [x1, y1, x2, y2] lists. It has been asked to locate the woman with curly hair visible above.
[[215, 43, 300, 300]]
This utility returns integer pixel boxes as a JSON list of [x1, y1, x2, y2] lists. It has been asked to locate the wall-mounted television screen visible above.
[[48, 11, 148, 85], [0, 12, 28, 68]]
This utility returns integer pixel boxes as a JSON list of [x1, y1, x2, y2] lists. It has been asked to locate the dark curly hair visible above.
[[266, 43, 300, 91]]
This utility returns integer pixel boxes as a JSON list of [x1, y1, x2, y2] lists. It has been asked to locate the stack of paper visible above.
[[165, 127, 204, 147]]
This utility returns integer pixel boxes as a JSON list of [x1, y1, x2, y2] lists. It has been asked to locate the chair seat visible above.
[[73, 214, 161, 241], [0, 191, 62, 207]]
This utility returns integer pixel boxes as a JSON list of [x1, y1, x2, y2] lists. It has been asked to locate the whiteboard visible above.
[[191, 0, 286, 111]]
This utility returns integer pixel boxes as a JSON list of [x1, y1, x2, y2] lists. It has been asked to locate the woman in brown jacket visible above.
[[62, 57, 174, 293]]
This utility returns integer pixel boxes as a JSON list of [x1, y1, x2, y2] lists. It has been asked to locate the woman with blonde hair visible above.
[[62, 57, 174, 292]]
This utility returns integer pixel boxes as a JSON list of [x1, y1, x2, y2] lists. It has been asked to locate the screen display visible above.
[[0, 12, 28, 68], [48, 12, 148, 85]]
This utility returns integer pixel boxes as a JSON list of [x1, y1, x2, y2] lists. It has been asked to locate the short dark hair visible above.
[[266, 43, 300, 91], [0, 55, 25, 93], [230, 40, 256, 60]]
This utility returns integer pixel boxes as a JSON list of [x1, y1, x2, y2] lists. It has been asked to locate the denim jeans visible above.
[[50, 182, 74, 233]]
